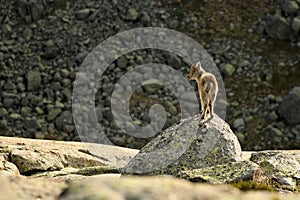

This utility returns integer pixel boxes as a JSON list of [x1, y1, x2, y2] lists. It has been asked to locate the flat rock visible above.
[[122, 114, 242, 175], [0, 136, 138, 174], [178, 160, 267, 184], [59, 176, 300, 200], [0, 175, 67, 200]]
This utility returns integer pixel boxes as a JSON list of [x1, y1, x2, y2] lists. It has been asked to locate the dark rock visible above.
[[26, 71, 41, 91], [292, 17, 300, 34], [167, 54, 181, 69], [117, 56, 128, 69], [41, 40, 60, 60], [47, 108, 62, 122], [55, 111, 73, 132], [0, 52, 4, 61], [24, 119, 41, 131], [278, 87, 300, 124], [31, 2, 45, 21], [122, 114, 242, 175], [264, 16, 293, 40]]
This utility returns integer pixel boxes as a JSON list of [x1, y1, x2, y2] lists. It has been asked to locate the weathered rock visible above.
[[278, 87, 300, 124], [0, 136, 138, 174], [178, 160, 267, 184], [250, 150, 300, 186], [264, 16, 293, 40], [0, 175, 67, 200], [59, 176, 300, 200], [122, 114, 242, 175], [60, 176, 239, 200], [0, 154, 20, 176], [32, 166, 118, 178]]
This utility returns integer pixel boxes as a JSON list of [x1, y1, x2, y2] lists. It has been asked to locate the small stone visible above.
[[292, 17, 300, 34], [117, 56, 128, 69], [267, 127, 283, 137], [278, 87, 300, 124], [24, 119, 41, 130], [140, 12, 150, 25], [127, 8, 139, 21], [221, 64, 235, 77], [233, 118, 245, 129], [31, 2, 45, 21], [3, 99, 14, 108], [267, 111, 278, 121], [0, 52, 4, 61], [3, 80, 15, 91], [26, 71, 41, 91], [282, 1, 299, 14], [75, 9, 91, 20], [61, 69, 69, 78], [169, 20, 179, 29], [265, 16, 293, 40], [21, 107, 32, 117], [9, 113, 23, 120], [47, 108, 62, 122], [2, 24, 12, 33], [23, 27, 32, 40], [55, 111, 73, 131], [35, 107, 44, 115], [167, 54, 181, 69], [34, 132, 45, 139]]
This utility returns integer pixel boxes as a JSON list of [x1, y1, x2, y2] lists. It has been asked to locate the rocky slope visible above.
[[0, 0, 299, 151]]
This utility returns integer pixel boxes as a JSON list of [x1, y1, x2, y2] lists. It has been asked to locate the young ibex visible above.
[[187, 61, 218, 120]]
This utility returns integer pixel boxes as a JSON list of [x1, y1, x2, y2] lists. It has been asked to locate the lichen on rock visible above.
[[122, 114, 242, 175]]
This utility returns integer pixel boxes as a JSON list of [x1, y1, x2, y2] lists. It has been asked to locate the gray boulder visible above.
[[122, 114, 242, 175], [278, 87, 300, 124]]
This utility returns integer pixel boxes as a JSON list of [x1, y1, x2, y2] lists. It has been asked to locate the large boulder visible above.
[[250, 150, 300, 187], [122, 114, 242, 175], [278, 87, 300, 124]]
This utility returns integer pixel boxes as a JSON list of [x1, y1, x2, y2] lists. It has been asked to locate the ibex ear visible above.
[[194, 61, 202, 71]]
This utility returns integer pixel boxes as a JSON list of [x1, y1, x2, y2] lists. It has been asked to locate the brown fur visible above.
[[187, 61, 218, 120]]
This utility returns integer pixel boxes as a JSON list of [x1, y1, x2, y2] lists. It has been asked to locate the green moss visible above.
[[231, 181, 275, 192]]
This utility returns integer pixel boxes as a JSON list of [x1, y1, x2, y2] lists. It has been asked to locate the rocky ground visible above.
[[1, 115, 300, 199], [0, 0, 299, 151]]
